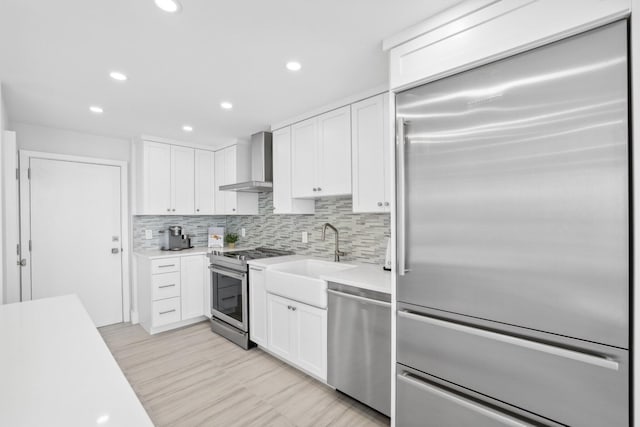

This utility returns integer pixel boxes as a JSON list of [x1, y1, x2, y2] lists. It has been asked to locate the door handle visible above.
[[17, 259, 27, 267], [397, 373, 532, 427], [397, 117, 407, 275], [111, 248, 120, 254]]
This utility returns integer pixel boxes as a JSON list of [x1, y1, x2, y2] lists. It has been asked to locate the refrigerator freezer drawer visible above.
[[396, 366, 551, 427], [397, 309, 628, 427]]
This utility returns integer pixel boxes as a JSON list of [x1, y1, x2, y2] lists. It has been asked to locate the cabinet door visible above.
[[180, 255, 205, 320], [249, 266, 267, 346], [273, 128, 315, 214], [224, 146, 238, 214], [267, 293, 295, 360], [351, 94, 388, 213], [143, 142, 171, 214], [214, 149, 226, 214], [170, 145, 195, 214], [317, 106, 351, 197], [291, 117, 318, 198], [195, 149, 215, 214], [293, 302, 327, 380], [272, 127, 293, 214], [381, 94, 391, 212], [203, 260, 211, 319]]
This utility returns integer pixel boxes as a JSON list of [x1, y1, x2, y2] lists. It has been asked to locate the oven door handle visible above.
[[209, 266, 246, 280]]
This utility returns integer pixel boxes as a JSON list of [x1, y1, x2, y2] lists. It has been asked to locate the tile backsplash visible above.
[[132, 216, 226, 250], [133, 193, 391, 265]]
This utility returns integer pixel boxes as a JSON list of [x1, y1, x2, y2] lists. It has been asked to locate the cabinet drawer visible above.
[[396, 366, 541, 427], [151, 257, 180, 274], [152, 297, 181, 326], [397, 308, 628, 427], [151, 272, 180, 301]]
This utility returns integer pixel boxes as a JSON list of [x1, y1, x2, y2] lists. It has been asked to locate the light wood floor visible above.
[[99, 321, 390, 427]]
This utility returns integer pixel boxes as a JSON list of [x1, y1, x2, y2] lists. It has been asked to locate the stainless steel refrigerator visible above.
[[395, 20, 629, 427]]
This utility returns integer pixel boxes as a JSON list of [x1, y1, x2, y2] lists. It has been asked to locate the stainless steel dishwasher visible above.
[[327, 282, 391, 417]]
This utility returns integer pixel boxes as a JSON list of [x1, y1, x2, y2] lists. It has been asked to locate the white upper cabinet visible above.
[[384, 0, 630, 90], [224, 145, 238, 214], [194, 149, 215, 214], [138, 141, 171, 214], [136, 141, 197, 215], [214, 144, 259, 216], [317, 106, 352, 197], [170, 145, 195, 214], [214, 148, 227, 215], [291, 118, 317, 198], [351, 93, 391, 213], [291, 106, 351, 198], [273, 127, 315, 214]]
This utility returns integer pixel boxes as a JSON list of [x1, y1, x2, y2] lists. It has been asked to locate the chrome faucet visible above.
[[321, 223, 346, 262]]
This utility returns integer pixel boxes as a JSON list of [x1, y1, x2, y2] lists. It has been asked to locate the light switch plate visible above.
[[302, 231, 308, 243], [241, 228, 246, 237], [145, 229, 153, 240]]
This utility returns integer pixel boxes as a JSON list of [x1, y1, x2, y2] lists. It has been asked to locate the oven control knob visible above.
[[240, 255, 246, 261], [236, 255, 241, 260]]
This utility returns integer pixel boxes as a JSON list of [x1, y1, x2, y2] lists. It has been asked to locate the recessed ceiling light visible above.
[[182, 125, 193, 132], [89, 106, 103, 114], [109, 71, 127, 81], [220, 102, 233, 110], [154, 0, 181, 13], [286, 61, 302, 71]]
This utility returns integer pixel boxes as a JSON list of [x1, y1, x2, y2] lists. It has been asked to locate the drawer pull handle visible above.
[[159, 309, 176, 315], [398, 310, 619, 371], [398, 373, 530, 427], [158, 284, 176, 289], [158, 264, 175, 268]]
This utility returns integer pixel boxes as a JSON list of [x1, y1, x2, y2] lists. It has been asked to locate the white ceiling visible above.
[[0, 0, 456, 146]]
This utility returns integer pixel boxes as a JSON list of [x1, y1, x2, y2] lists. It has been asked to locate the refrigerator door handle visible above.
[[398, 310, 620, 371], [398, 372, 532, 427], [396, 117, 408, 275]]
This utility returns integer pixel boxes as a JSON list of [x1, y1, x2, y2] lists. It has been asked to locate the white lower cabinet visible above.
[[266, 293, 327, 380], [152, 297, 181, 327], [136, 253, 208, 334], [249, 266, 268, 346], [180, 255, 206, 320]]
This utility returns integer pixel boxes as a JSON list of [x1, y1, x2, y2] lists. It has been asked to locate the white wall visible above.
[[0, 83, 6, 304], [11, 122, 130, 162]]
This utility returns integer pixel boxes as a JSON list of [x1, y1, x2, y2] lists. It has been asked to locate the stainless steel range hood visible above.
[[219, 131, 273, 193]]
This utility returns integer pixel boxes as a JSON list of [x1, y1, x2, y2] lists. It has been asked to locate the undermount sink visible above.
[[265, 259, 356, 308]]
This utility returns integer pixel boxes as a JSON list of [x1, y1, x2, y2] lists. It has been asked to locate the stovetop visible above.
[[209, 247, 294, 270], [219, 247, 294, 261]]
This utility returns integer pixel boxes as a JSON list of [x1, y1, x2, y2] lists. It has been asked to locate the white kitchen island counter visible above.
[[0, 295, 153, 427]]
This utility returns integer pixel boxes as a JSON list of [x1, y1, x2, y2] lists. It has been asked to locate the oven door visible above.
[[209, 265, 248, 331]]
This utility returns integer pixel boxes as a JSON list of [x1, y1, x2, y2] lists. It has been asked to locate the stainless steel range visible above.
[[208, 247, 293, 349]]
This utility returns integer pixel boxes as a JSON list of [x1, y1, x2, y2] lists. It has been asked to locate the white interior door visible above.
[[26, 157, 124, 327]]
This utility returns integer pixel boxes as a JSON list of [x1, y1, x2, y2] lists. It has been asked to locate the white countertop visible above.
[[248, 256, 392, 294], [320, 263, 391, 294], [0, 295, 154, 427], [134, 245, 256, 259]]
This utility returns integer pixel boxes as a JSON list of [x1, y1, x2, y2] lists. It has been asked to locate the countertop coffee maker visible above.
[[160, 226, 193, 251]]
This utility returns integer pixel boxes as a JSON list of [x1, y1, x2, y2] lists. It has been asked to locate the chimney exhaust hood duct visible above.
[[219, 131, 273, 193]]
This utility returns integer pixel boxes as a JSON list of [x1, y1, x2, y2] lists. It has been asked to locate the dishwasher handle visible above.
[[327, 289, 391, 308]]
